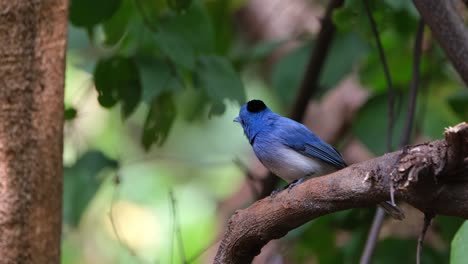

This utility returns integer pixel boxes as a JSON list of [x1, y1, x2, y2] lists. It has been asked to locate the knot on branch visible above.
[[390, 122, 468, 190], [444, 122, 468, 172], [390, 144, 439, 190], [390, 122, 468, 191]]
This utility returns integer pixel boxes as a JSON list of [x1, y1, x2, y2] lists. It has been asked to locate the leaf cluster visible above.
[[69, 0, 249, 150]]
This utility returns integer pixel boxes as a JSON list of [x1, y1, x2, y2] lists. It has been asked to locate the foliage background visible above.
[[62, 0, 468, 263]]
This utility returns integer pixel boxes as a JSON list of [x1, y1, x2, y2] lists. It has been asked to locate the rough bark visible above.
[[413, 0, 468, 86], [0, 0, 67, 263], [214, 123, 468, 264]]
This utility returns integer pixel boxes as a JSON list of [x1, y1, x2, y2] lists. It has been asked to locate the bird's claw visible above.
[[287, 177, 306, 190], [270, 188, 282, 196], [269, 177, 307, 196]]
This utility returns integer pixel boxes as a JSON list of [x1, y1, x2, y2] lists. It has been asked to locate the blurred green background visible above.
[[62, 0, 468, 263]]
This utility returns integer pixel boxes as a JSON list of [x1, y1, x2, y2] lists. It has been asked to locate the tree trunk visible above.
[[0, 0, 67, 263]]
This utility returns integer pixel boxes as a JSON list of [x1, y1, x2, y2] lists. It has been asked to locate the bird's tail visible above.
[[378, 201, 405, 220]]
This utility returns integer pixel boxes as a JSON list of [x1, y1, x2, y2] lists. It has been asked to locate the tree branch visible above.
[[413, 0, 468, 86], [290, 0, 345, 122], [214, 122, 468, 264]]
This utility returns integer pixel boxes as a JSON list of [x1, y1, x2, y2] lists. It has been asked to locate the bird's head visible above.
[[234, 99, 273, 142]]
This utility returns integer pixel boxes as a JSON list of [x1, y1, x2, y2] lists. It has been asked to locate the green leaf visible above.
[[383, 0, 419, 17], [340, 227, 368, 263], [447, 90, 468, 120], [156, 0, 214, 62], [452, 221, 468, 264], [321, 32, 369, 88], [246, 39, 285, 61], [138, 58, 183, 102], [205, 0, 236, 54], [178, 89, 209, 121], [141, 92, 177, 150], [102, 0, 134, 46], [64, 107, 77, 121], [167, 0, 193, 11], [63, 151, 118, 227], [194, 55, 246, 115], [352, 94, 407, 155], [294, 216, 341, 264], [120, 77, 142, 119], [374, 238, 444, 264], [331, 208, 375, 230], [231, 38, 287, 70], [94, 56, 142, 118], [422, 97, 460, 140], [208, 101, 226, 118], [437, 216, 464, 243], [333, 0, 365, 33], [271, 42, 310, 104], [271, 32, 367, 106], [69, 0, 122, 27], [360, 31, 414, 92], [154, 27, 196, 70]]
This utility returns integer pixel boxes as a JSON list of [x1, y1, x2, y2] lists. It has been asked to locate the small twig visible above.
[[360, 1, 400, 263], [416, 213, 435, 264], [401, 20, 425, 146], [363, 0, 396, 152], [361, 16, 426, 264], [133, 0, 158, 32], [290, 0, 345, 121], [169, 190, 187, 264], [108, 173, 150, 264], [360, 208, 385, 264]]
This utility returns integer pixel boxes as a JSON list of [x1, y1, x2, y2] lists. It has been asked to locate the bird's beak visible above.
[[233, 116, 240, 123]]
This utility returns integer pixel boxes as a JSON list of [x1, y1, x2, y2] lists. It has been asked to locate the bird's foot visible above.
[[270, 177, 307, 196], [287, 177, 306, 190], [270, 188, 282, 196]]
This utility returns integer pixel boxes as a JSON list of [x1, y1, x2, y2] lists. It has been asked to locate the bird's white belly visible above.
[[257, 145, 337, 183]]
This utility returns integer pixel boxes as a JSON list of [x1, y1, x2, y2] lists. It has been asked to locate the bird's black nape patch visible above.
[[247, 100, 267, 113]]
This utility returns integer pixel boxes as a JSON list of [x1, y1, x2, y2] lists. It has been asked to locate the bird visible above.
[[234, 99, 404, 220]]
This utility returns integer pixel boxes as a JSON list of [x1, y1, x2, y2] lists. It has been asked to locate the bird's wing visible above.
[[301, 142, 347, 169], [277, 119, 347, 169]]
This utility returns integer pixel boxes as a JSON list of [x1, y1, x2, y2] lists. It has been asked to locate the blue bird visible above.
[[234, 99, 404, 220]]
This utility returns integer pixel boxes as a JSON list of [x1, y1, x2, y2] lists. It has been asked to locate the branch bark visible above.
[[413, 0, 468, 86], [214, 122, 468, 264]]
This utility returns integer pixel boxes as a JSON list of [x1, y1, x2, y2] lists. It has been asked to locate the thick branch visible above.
[[215, 123, 468, 264], [413, 0, 468, 86]]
